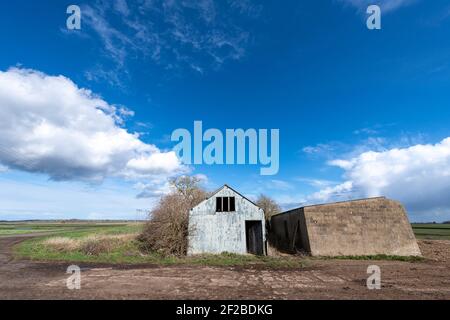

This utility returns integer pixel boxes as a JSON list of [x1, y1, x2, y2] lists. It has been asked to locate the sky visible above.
[[1, 0, 450, 222]]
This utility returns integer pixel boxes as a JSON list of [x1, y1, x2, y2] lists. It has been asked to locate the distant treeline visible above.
[[412, 221, 450, 225], [0, 219, 145, 223]]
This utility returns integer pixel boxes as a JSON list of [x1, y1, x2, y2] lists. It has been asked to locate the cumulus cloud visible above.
[[307, 181, 354, 203], [134, 173, 208, 199], [338, 0, 417, 13], [313, 137, 450, 217], [134, 180, 172, 199], [0, 67, 184, 184]]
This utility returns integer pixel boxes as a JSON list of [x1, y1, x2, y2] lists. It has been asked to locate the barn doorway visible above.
[[245, 221, 264, 255]]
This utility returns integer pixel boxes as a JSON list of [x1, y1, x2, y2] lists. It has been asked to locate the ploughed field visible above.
[[0, 222, 449, 299]]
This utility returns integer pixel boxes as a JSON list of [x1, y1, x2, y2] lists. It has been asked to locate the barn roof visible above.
[[271, 196, 387, 218], [191, 184, 262, 210]]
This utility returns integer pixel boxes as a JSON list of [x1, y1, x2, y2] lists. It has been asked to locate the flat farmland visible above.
[[412, 224, 450, 240]]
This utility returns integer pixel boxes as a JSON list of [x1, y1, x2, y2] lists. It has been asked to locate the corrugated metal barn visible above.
[[188, 185, 266, 256]]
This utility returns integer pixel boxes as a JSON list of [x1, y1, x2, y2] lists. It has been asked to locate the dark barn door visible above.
[[246, 221, 264, 255]]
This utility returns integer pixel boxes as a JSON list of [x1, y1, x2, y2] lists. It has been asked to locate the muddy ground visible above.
[[0, 235, 449, 300]]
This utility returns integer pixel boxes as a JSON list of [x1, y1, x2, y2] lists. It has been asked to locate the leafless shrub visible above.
[[256, 194, 282, 247], [43, 234, 135, 255], [256, 194, 281, 221], [79, 236, 118, 256], [44, 237, 78, 252], [138, 176, 207, 256]]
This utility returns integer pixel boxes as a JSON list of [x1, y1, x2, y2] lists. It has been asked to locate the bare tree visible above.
[[169, 176, 207, 208], [138, 176, 207, 256], [256, 194, 281, 222]]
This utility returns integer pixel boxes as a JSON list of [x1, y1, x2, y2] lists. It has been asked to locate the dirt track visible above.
[[0, 235, 449, 300]]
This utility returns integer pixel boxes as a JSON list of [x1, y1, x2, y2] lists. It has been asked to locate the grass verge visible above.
[[16, 240, 306, 269], [14, 224, 305, 269]]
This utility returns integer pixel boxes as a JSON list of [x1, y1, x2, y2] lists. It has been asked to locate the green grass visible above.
[[16, 237, 305, 268], [412, 223, 450, 240], [0, 222, 138, 237], [17, 236, 146, 264], [14, 223, 146, 264], [12, 222, 304, 269]]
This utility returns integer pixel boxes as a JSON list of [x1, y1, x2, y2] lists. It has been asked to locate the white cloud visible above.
[[301, 135, 407, 159], [133, 173, 209, 199], [315, 137, 450, 218], [228, 0, 262, 18], [296, 178, 339, 189], [338, 0, 417, 13], [79, 0, 260, 81], [353, 127, 379, 135], [134, 180, 172, 199], [268, 179, 294, 190], [307, 181, 354, 203], [125, 153, 182, 177], [0, 67, 184, 184], [302, 143, 336, 155], [193, 173, 209, 184], [114, 0, 130, 17]]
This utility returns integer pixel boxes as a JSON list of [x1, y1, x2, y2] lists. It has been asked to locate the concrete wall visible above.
[[269, 208, 310, 253], [271, 197, 421, 257], [188, 185, 266, 255]]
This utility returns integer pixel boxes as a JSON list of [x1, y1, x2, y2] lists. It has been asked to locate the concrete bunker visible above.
[[270, 197, 421, 257]]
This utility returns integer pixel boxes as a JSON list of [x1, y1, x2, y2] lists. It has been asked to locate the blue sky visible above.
[[1, 0, 450, 222]]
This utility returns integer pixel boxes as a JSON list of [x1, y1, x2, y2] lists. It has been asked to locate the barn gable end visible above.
[[188, 185, 266, 256]]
